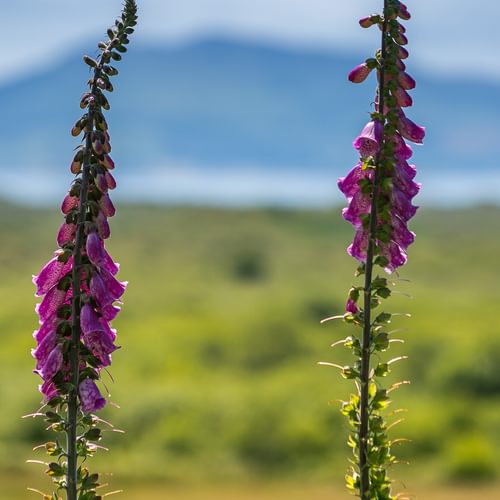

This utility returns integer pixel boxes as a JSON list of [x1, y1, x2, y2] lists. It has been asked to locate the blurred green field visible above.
[[1, 201, 500, 498]]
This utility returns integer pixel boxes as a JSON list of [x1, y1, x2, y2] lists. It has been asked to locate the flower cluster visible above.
[[339, 0, 424, 278], [326, 2, 423, 498], [31, 3, 135, 414], [32, 136, 125, 413]]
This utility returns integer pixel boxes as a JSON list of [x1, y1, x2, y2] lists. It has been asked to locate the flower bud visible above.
[[348, 63, 373, 83], [359, 15, 380, 28]]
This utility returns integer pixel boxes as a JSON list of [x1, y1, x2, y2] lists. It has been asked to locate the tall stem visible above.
[[67, 100, 96, 500], [358, 2, 388, 497]]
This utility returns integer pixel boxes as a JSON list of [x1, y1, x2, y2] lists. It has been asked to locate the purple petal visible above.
[[80, 304, 106, 336], [39, 380, 59, 400], [36, 287, 69, 323], [347, 228, 369, 263], [382, 242, 408, 273], [391, 187, 418, 221], [338, 162, 372, 199], [83, 330, 118, 367], [353, 120, 383, 158], [95, 173, 109, 193], [96, 211, 111, 239], [99, 193, 116, 217], [398, 111, 425, 144], [86, 232, 106, 268], [105, 172, 116, 189], [33, 313, 59, 342], [342, 191, 371, 227], [348, 63, 373, 83], [39, 345, 63, 380], [57, 223, 76, 247], [100, 267, 127, 301], [391, 214, 415, 249], [61, 194, 79, 215], [79, 378, 106, 413], [33, 255, 73, 297], [346, 298, 359, 314], [32, 329, 56, 369]]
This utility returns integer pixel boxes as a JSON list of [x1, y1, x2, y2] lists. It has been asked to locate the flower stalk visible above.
[[324, 1, 424, 498], [30, 2, 137, 498]]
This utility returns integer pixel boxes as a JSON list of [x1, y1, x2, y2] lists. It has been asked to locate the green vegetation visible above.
[[1, 202, 500, 496]]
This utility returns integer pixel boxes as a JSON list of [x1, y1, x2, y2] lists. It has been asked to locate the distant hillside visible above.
[[1, 38, 499, 204]]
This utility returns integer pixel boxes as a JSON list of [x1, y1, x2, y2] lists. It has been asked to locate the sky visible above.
[[1, 0, 500, 85]]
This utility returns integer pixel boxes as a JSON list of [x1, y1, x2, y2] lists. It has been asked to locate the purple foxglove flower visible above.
[[347, 228, 369, 263], [398, 2, 411, 20], [90, 271, 113, 307], [95, 173, 109, 193], [33, 313, 59, 342], [395, 59, 406, 71], [382, 242, 408, 273], [338, 162, 373, 199], [99, 193, 116, 217], [397, 160, 417, 180], [391, 214, 415, 249], [103, 249, 120, 275], [32, 329, 56, 369], [79, 378, 106, 413], [345, 298, 359, 314], [33, 255, 73, 297], [61, 194, 79, 215], [398, 111, 425, 144], [40, 379, 59, 401], [99, 154, 115, 170], [93, 139, 104, 155], [398, 72, 416, 90], [342, 191, 371, 227], [36, 287, 70, 323], [86, 231, 106, 268], [392, 133, 413, 160], [398, 46, 409, 59], [81, 303, 107, 336], [393, 86, 413, 107], [83, 330, 118, 367], [353, 120, 383, 158], [394, 162, 420, 197], [100, 268, 127, 301], [39, 345, 63, 380], [101, 303, 121, 321], [391, 186, 418, 221], [105, 171, 116, 189], [57, 223, 76, 247], [348, 63, 373, 83], [394, 32, 408, 46], [96, 211, 111, 239], [358, 15, 379, 28]]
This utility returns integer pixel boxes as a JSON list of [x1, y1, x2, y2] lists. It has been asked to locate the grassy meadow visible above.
[[1, 201, 500, 498]]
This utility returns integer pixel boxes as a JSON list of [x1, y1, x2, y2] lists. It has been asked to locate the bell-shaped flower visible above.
[[33, 255, 73, 297], [338, 162, 373, 199], [79, 378, 106, 413], [398, 111, 425, 144], [57, 223, 76, 247], [348, 63, 373, 83], [353, 120, 383, 158]]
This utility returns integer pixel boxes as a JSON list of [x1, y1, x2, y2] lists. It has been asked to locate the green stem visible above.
[[358, 1, 389, 498], [67, 88, 97, 500]]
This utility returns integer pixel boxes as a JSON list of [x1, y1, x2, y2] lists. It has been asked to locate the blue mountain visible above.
[[1, 38, 498, 204]]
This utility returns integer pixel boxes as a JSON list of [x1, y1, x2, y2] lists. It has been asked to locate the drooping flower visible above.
[[338, 7, 424, 274], [79, 378, 106, 414], [353, 120, 384, 158], [348, 63, 373, 83]]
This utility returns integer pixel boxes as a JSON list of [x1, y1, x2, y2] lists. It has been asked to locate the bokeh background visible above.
[[1, 1, 500, 498]]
